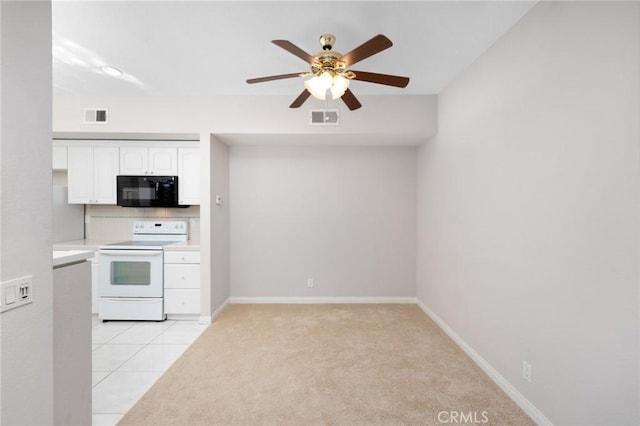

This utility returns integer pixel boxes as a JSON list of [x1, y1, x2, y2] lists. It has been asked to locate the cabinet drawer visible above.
[[164, 251, 200, 264], [165, 289, 200, 314], [164, 264, 200, 289]]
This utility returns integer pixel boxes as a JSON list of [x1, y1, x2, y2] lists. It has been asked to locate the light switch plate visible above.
[[0, 275, 33, 313]]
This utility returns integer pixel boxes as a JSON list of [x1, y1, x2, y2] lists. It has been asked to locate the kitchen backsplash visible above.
[[85, 205, 200, 241]]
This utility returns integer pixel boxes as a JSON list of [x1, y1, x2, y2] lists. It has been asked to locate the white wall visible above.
[[53, 95, 437, 145], [0, 1, 54, 424], [416, 2, 639, 424], [230, 145, 416, 299], [199, 134, 230, 321], [200, 134, 213, 319], [211, 137, 230, 311]]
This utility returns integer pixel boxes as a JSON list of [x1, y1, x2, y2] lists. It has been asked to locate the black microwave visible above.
[[116, 175, 187, 208]]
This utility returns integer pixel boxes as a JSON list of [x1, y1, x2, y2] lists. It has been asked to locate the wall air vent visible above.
[[83, 108, 108, 124], [310, 110, 339, 125]]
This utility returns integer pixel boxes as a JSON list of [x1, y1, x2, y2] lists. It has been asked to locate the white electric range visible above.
[[98, 220, 188, 321]]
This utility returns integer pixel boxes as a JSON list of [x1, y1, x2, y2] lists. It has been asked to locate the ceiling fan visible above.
[[246, 34, 410, 111]]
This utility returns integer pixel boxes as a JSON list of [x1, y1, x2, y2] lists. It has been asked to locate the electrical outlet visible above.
[[307, 278, 314, 288], [19, 283, 30, 300], [0, 275, 33, 313], [522, 361, 533, 383]]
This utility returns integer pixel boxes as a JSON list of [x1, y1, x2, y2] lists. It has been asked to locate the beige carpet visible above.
[[120, 304, 534, 426]]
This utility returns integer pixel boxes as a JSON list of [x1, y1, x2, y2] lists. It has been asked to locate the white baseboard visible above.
[[167, 314, 200, 321], [199, 315, 212, 325], [229, 296, 418, 304], [199, 298, 230, 324], [415, 298, 552, 426]]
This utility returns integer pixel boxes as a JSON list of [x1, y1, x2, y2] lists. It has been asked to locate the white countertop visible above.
[[52, 250, 95, 268], [53, 239, 115, 251], [54, 239, 200, 252], [164, 240, 201, 251]]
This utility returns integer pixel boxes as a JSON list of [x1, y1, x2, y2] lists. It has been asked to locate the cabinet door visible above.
[[67, 146, 94, 204], [148, 148, 177, 175], [119, 147, 148, 175], [93, 147, 119, 204], [178, 148, 200, 205]]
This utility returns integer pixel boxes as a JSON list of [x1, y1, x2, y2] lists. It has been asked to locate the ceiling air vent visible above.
[[310, 110, 339, 125], [83, 108, 108, 124]]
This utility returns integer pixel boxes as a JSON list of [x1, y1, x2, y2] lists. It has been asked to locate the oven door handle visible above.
[[99, 250, 163, 256]]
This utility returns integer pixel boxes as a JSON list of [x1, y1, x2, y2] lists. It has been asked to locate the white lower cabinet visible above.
[[164, 251, 200, 316]]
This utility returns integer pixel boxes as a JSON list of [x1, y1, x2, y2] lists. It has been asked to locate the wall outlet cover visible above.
[[0, 275, 33, 313]]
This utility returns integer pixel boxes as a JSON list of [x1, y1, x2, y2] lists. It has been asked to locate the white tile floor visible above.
[[91, 317, 208, 426]]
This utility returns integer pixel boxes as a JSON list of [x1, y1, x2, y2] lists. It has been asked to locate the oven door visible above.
[[99, 249, 163, 298]]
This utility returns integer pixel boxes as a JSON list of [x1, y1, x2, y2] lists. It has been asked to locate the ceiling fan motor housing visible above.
[[311, 51, 346, 76], [319, 34, 336, 50]]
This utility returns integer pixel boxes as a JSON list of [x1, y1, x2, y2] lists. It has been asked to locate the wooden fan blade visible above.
[[339, 34, 393, 67], [247, 73, 306, 84], [341, 88, 362, 111], [349, 70, 410, 88], [289, 90, 311, 108], [272, 40, 315, 64]]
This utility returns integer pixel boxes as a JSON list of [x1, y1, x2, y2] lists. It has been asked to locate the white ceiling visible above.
[[52, 1, 537, 98]]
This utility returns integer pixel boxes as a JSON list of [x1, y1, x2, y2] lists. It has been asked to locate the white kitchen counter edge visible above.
[[164, 241, 200, 251], [52, 250, 95, 268], [53, 239, 115, 251], [54, 239, 200, 252]]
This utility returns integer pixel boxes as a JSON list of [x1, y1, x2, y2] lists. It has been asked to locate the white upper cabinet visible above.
[[52, 141, 68, 170], [178, 147, 200, 206], [61, 139, 197, 206], [120, 145, 177, 175], [149, 148, 178, 175], [67, 143, 119, 204], [119, 147, 147, 175]]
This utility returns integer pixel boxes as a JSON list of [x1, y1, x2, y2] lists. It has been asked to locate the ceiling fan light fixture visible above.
[[305, 71, 350, 101], [330, 74, 349, 100], [304, 71, 332, 100]]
